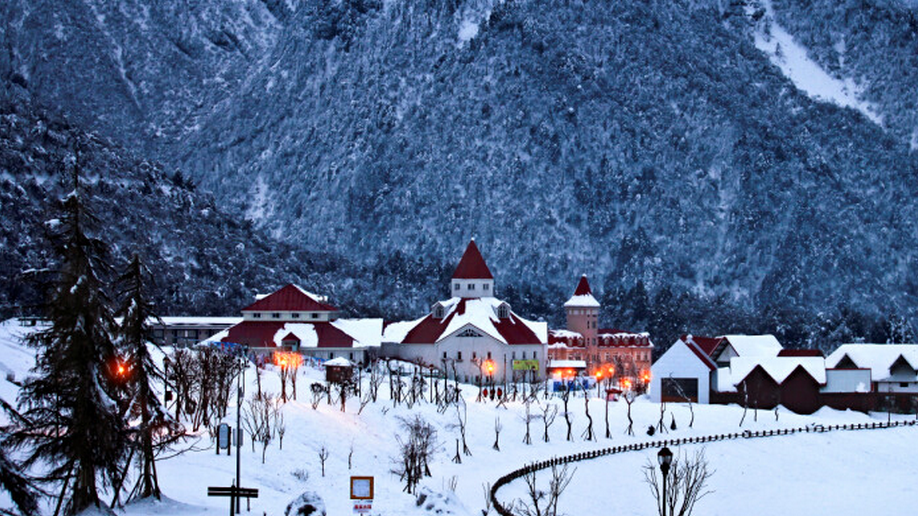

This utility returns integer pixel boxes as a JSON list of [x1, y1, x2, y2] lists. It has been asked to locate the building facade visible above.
[[383, 240, 548, 383]]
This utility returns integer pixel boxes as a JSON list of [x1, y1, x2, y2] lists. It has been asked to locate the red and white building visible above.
[[547, 275, 653, 384], [217, 284, 382, 363], [383, 240, 548, 383]]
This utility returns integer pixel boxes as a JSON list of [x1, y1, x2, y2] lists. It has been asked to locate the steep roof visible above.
[[826, 344, 918, 381], [241, 284, 338, 313], [684, 340, 717, 371], [220, 319, 383, 349], [720, 335, 783, 357], [564, 275, 601, 308], [729, 356, 826, 386], [398, 297, 546, 346], [681, 334, 724, 356], [452, 240, 493, 280]]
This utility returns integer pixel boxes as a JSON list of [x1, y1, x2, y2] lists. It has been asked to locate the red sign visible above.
[[353, 501, 373, 514]]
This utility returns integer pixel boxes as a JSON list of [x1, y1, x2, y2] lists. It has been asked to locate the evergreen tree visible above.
[[10, 149, 127, 516], [114, 253, 182, 502], [0, 400, 39, 516]]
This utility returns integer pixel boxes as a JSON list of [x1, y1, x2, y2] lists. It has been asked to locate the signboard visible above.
[[350, 477, 374, 500], [353, 501, 373, 514], [217, 423, 231, 449], [512, 360, 539, 371]]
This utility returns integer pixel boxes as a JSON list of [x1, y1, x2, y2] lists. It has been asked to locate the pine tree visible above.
[[115, 253, 182, 502], [0, 400, 39, 516], [10, 149, 127, 516]]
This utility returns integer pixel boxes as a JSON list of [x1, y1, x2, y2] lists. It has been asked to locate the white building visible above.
[[650, 335, 717, 404], [384, 240, 548, 383], [826, 344, 918, 393]]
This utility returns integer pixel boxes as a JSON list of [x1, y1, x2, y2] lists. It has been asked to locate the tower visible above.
[[450, 239, 494, 298], [564, 275, 600, 369]]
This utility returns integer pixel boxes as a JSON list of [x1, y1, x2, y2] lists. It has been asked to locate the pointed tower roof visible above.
[[564, 275, 601, 308], [452, 239, 494, 279]]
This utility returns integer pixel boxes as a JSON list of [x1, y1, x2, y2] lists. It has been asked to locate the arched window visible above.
[[498, 305, 509, 319]]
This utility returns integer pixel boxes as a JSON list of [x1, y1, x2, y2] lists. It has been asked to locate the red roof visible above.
[[778, 349, 824, 357], [222, 321, 354, 349], [452, 240, 493, 280], [573, 275, 592, 296], [685, 340, 717, 371], [241, 284, 337, 313], [401, 299, 541, 345], [682, 334, 724, 357]]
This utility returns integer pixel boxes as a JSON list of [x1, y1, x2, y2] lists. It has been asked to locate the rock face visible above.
[[2, 1, 918, 343]]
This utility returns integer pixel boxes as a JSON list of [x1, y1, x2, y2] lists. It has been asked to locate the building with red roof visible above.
[[217, 284, 382, 363], [548, 275, 653, 385], [383, 240, 548, 383]]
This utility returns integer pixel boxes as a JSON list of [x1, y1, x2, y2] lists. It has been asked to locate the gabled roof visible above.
[[684, 340, 717, 371], [564, 275, 601, 308], [452, 240, 493, 280], [681, 334, 724, 356], [241, 284, 338, 313], [825, 344, 918, 381], [221, 319, 383, 349], [720, 335, 783, 358], [398, 297, 546, 346], [729, 357, 826, 386]]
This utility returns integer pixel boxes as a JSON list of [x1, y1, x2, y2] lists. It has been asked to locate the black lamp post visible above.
[[657, 446, 674, 516]]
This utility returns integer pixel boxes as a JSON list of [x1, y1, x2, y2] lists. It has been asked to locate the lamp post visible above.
[[657, 446, 673, 516]]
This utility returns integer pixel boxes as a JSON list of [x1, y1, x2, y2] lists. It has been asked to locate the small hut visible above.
[[325, 357, 355, 384]]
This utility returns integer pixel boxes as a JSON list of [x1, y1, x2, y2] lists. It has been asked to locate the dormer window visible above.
[[434, 306, 444, 318], [498, 305, 509, 319]]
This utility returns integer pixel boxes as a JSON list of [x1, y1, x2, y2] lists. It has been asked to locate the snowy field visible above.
[[2, 318, 917, 516]]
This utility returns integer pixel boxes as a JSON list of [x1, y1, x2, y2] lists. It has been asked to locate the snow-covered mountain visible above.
[[2, 0, 917, 345]]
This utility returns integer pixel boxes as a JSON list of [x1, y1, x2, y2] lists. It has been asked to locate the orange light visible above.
[[595, 371, 602, 379], [487, 362, 495, 373], [117, 364, 125, 375], [608, 367, 615, 375]]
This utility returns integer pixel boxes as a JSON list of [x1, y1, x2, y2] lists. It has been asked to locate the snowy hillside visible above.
[[4, 319, 917, 516]]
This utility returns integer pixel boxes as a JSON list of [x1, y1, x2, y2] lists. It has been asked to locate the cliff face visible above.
[[2, 0, 917, 345]]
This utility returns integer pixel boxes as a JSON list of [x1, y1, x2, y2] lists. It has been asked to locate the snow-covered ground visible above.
[[752, 0, 883, 126], [2, 318, 917, 516]]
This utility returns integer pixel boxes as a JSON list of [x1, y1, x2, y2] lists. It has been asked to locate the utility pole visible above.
[[235, 348, 246, 514]]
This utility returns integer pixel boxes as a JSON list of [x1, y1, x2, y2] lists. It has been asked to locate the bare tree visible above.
[[521, 396, 537, 445], [348, 443, 354, 470], [667, 375, 695, 428], [510, 464, 575, 516], [559, 383, 574, 441], [449, 399, 472, 457], [657, 400, 668, 434], [643, 449, 714, 516], [493, 418, 503, 451], [739, 380, 749, 427], [623, 389, 637, 436], [603, 387, 612, 439], [310, 383, 325, 410], [581, 395, 595, 441], [541, 403, 558, 443], [391, 415, 438, 494], [482, 482, 493, 516], [276, 412, 286, 450], [318, 446, 329, 477]]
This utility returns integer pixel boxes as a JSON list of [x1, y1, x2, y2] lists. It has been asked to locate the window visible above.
[[473, 352, 477, 360], [253, 313, 262, 319], [457, 351, 462, 361], [522, 351, 527, 359], [311, 313, 319, 319], [272, 313, 280, 319], [468, 283, 475, 290], [443, 351, 447, 359], [454, 283, 460, 291], [292, 313, 300, 319], [498, 305, 509, 319], [349, 353, 354, 360], [435, 306, 444, 318], [487, 351, 492, 359], [329, 352, 334, 359], [902, 382, 910, 388], [512, 352, 516, 359], [533, 351, 537, 360], [483, 284, 490, 291]]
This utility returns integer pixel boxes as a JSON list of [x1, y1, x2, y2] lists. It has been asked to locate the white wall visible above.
[[450, 279, 495, 299], [650, 340, 712, 404], [397, 331, 546, 382], [823, 369, 872, 393]]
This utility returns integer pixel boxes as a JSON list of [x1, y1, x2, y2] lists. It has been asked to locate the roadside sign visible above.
[[512, 360, 539, 371], [353, 501, 373, 514], [218, 423, 231, 449], [350, 476, 374, 500]]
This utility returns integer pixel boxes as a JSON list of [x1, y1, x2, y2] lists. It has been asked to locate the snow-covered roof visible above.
[[728, 356, 826, 386], [548, 360, 587, 369], [242, 284, 337, 313], [155, 316, 242, 326], [383, 317, 428, 343], [720, 335, 783, 358], [826, 344, 918, 381], [331, 319, 384, 348], [563, 275, 600, 308], [324, 357, 354, 367], [397, 297, 546, 345]]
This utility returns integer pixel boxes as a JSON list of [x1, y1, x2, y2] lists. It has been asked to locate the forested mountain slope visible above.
[[2, 0, 917, 346]]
